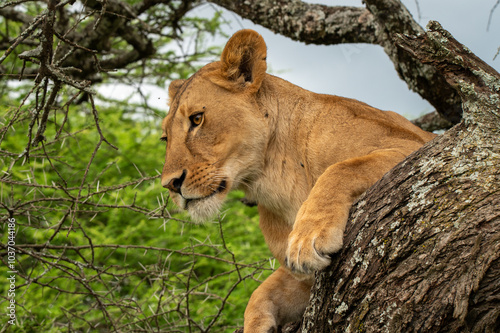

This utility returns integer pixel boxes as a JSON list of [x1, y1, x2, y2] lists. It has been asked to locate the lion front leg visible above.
[[285, 149, 408, 274], [244, 267, 312, 333], [243, 267, 313, 333]]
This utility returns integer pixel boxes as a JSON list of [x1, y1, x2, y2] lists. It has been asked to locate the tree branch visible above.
[[363, 0, 463, 124], [363, 0, 423, 35], [206, 0, 379, 44], [410, 110, 453, 132], [395, 21, 500, 128]]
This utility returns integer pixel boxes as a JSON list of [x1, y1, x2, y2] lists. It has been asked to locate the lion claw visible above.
[[285, 225, 344, 274]]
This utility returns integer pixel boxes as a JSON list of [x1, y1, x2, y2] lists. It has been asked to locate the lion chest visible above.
[[245, 164, 310, 226]]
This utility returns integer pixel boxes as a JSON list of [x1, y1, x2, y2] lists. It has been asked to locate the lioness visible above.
[[161, 30, 435, 332]]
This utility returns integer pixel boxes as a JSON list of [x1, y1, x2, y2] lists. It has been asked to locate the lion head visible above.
[[161, 30, 268, 222]]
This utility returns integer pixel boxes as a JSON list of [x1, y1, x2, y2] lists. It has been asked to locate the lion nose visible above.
[[163, 169, 187, 194]]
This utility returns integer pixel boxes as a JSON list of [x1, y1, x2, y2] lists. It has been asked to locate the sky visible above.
[[101, 0, 500, 120]]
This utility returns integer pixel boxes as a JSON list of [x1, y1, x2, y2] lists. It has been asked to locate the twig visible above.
[[93, 0, 108, 30], [31, 80, 61, 147], [0, 0, 36, 9], [487, 0, 500, 31], [89, 94, 118, 150]]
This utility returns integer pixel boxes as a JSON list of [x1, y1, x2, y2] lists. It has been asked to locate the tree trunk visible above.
[[292, 21, 500, 333]]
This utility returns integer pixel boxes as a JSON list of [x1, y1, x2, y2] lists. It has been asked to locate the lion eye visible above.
[[189, 112, 204, 127], [159, 136, 168, 143]]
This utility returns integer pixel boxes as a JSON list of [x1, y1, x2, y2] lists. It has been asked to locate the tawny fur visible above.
[[161, 30, 436, 332]]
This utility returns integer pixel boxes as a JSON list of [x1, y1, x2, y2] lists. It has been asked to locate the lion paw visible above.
[[285, 224, 344, 274]]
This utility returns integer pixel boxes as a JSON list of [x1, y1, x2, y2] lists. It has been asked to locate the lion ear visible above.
[[168, 79, 186, 105], [220, 29, 267, 92]]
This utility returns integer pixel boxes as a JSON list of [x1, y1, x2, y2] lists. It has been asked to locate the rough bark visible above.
[[293, 21, 499, 333], [207, 0, 463, 124]]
